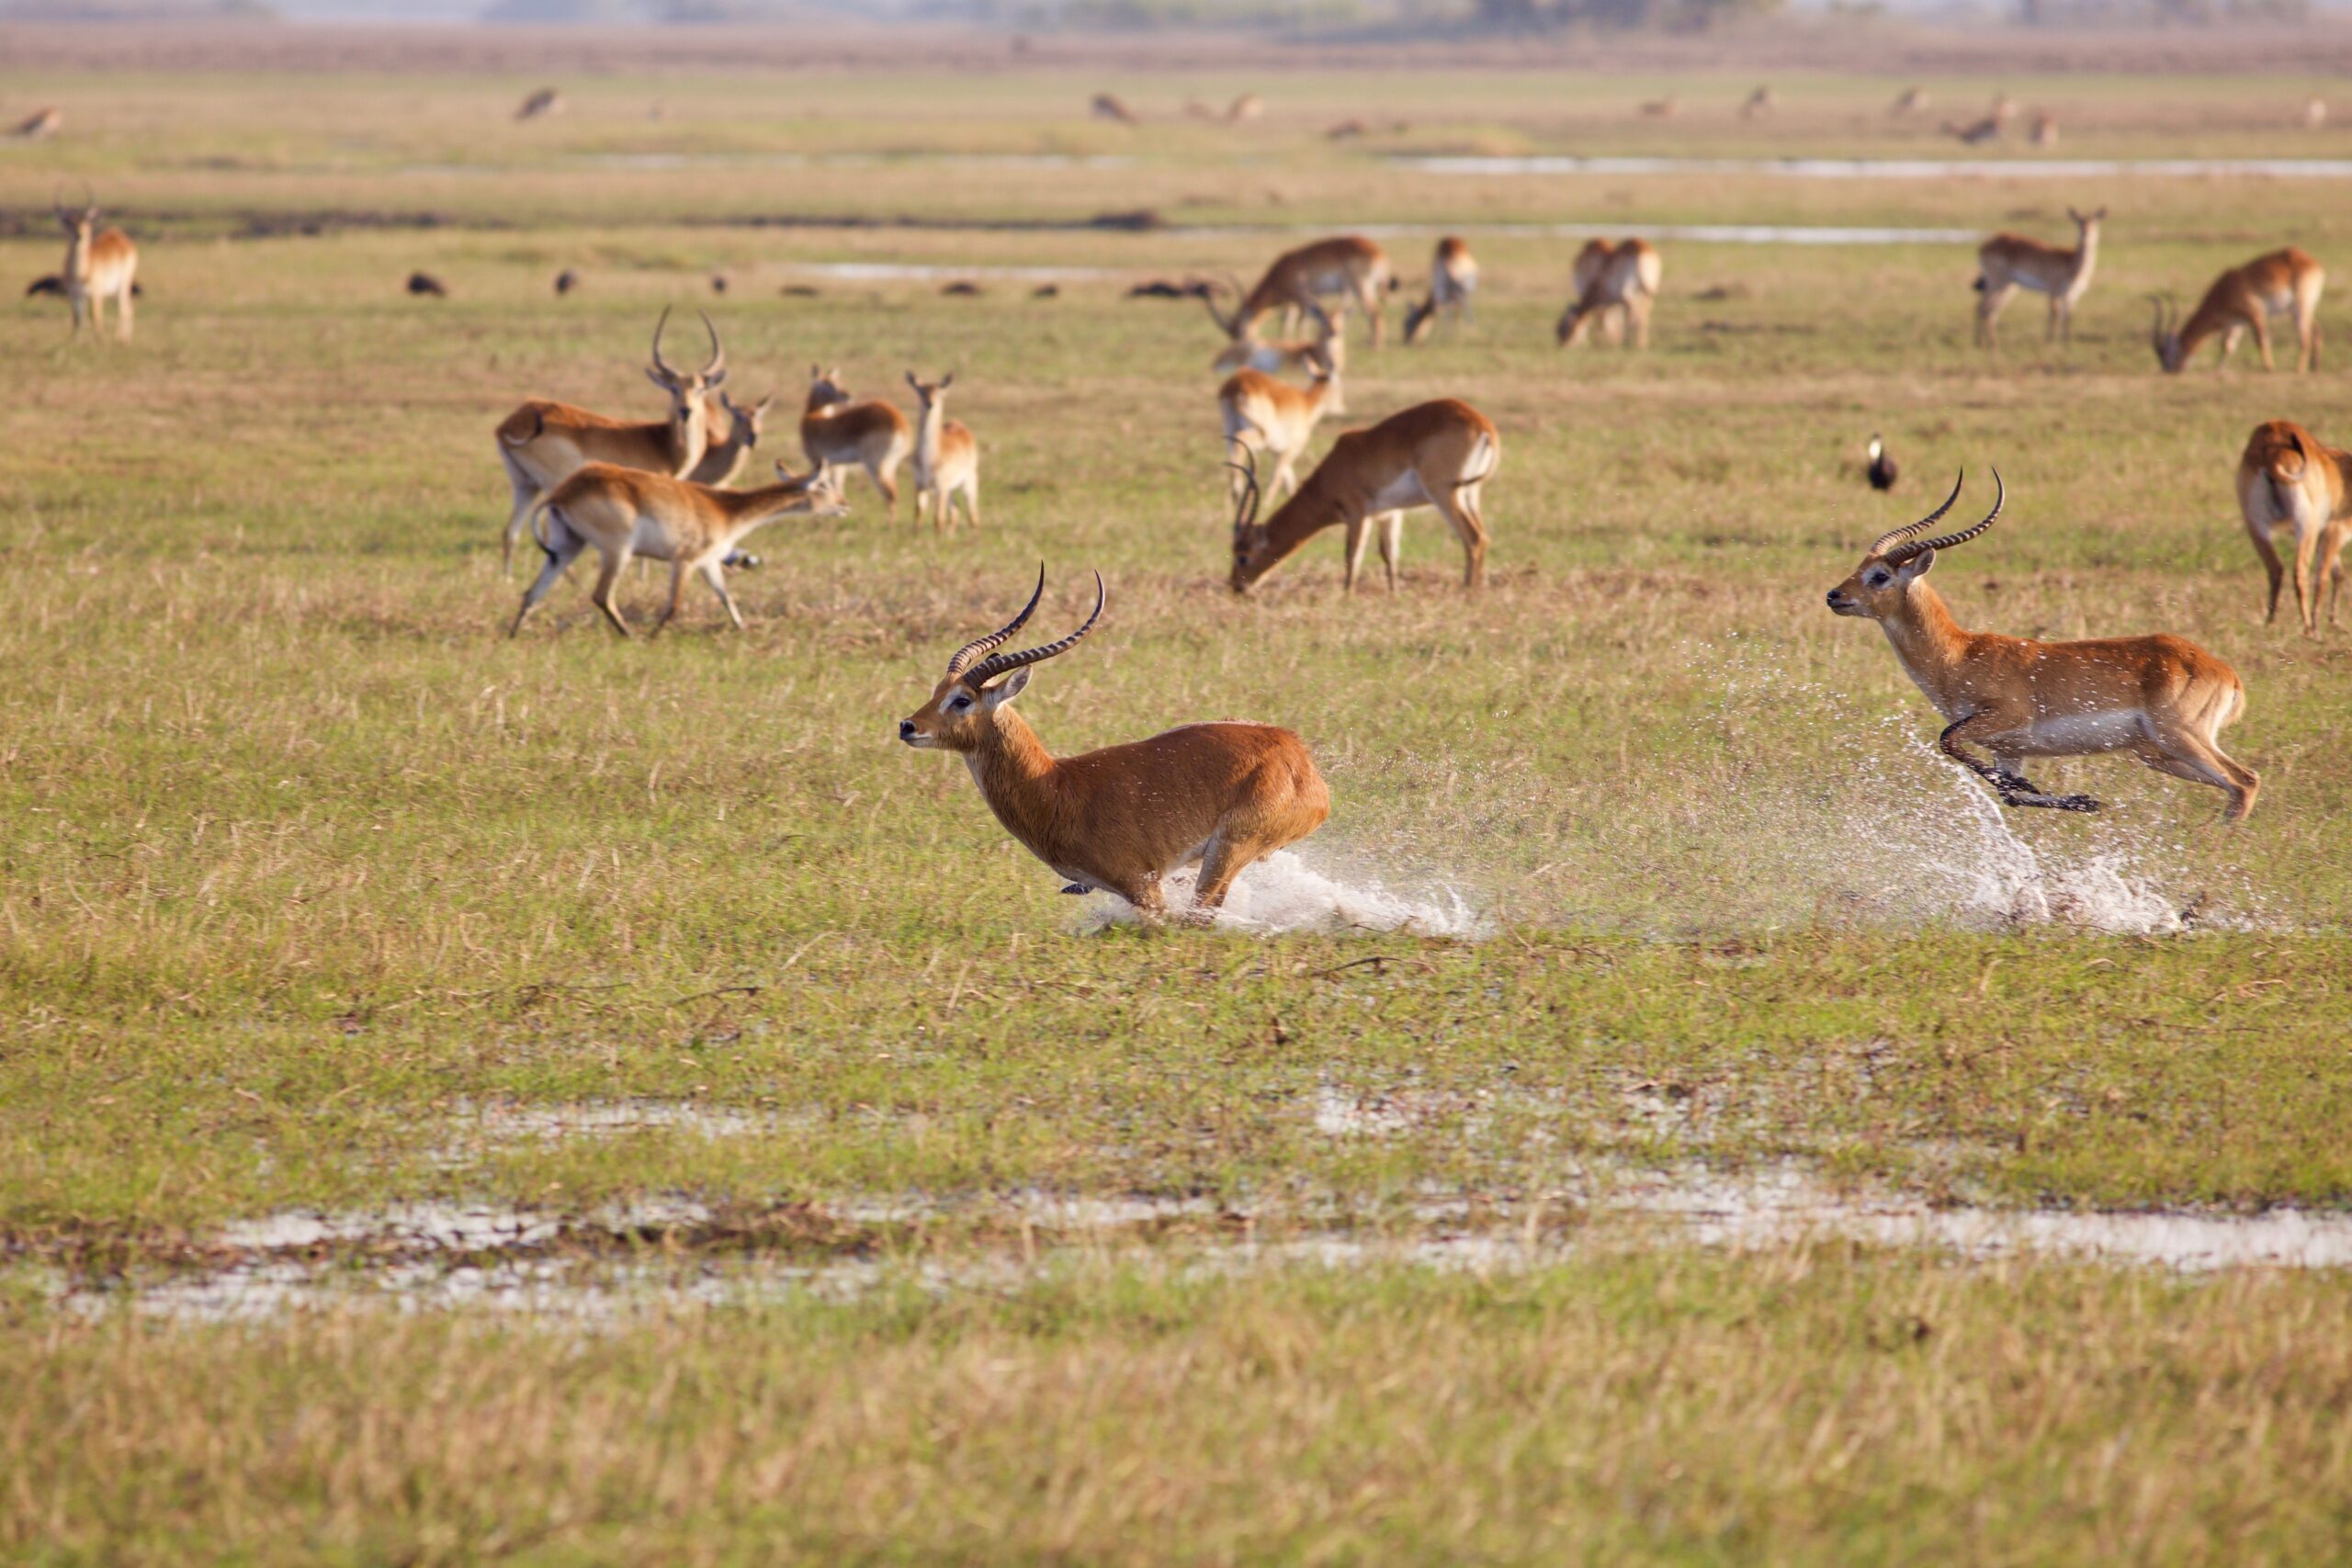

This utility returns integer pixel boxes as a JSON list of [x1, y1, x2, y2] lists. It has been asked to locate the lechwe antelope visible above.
[[1403, 236, 1478, 345], [906, 372, 981, 532], [2237, 420, 2352, 637], [54, 188, 138, 344], [1228, 399, 1500, 593], [1973, 206, 2104, 350], [1204, 236, 1395, 351], [1217, 333, 1342, 504], [801, 366, 914, 521], [2148, 248, 2325, 373], [1826, 470, 2258, 821], [898, 569, 1330, 923], [1207, 289, 1346, 382], [12, 107, 61, 141], [1555, 238, 1662, 350], [685, 390, 775, 487], [492, 308, 727, 571], [510, 461, 844, 638]]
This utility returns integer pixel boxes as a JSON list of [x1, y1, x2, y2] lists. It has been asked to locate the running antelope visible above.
[[1403, 236, 1478, 345], [1555, 238, 1662, 350], [1228, 399, 1500, 593], [510, 461, 844, 638], [801, 366, 914, 521], [2237, 420, 2351, 637], [1826, 471, 2257, 821], [898, 569, 1330, 924], [1218, 334, 1342, 504], [492, 309, 726, 571], [54, 189, 138, 343], [1973, 206, 2103, 349], [2148, 248, 2325, 373], [1204, 237, 1395, 350], [906, 372, 982, 532]]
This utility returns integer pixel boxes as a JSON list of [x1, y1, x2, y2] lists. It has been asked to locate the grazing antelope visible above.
[[1742, 85, 1776, 120], [510, 461, 844, 638], [1218, 334, 1342, 504], [906, 372, 982, 533], [686, 391, 775, 487], [1091, 92, 1139, 125], [1973, 206, 2103, 349], [493, 308, 727, 571], [1867, 434, 1898, 492], [1205, 237, 1395, 350], [1891, 86, 1929, 118], [1403, 236, 1477, 345], [1555, 238, 1662, 350], [1827, 470, 2257, 821], [2148, 249, 2325, 373], [1943, 116, 2002, 145], [11, 107, 61, 141], [1228, 399, 1501, 593], [897, 569, 1330, 924], [801, 366, 915, 520], [515, 87, 562, 121], [53, 190, 138, 344], [1208, 289, 1347, 381], [2236, 420, 2351, 637]]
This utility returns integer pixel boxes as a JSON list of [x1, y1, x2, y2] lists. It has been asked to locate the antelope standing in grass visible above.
[[685, 391, 774, 487], [54, 190, 138, 344], [1826, 470, 2257, 821], [492, 309, 726, 571], [906, 372, 981, 532], [1228, 399, 1500, 593], [1205, 237, 1395, 350], [1218, 331, 1342, 504], [2148, 249, 2325, 373], [1556, 238, 1662, 350], [510, 461, 844, 638], [2237, 420, 2351, 637], [1973, 206, 2103, 349], [898, 569, 1330, 924], [801, 366, 914, 521], [1403, 236, 1477, 345]]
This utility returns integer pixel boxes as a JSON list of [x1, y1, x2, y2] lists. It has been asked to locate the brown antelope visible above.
[[492, 309, 726, 571], [1555, 238, 1662, 350], [1091, 92, 1139, 125], [1218, 335, 1342, 504], [906, 372, 981, 533], [1228, 399, 1501, 593], [801, 366, 914, 520], [12, 107, 61, 141], [1204, 237, 1395, 351], [897, 569, 1330, 924], [1826, 470, 2257, 821], [685, 391, 775, 487], [2148, 249, 2325, 373], [2030, 112, 2060, 148], [1403, 236, 1477, 345], [1973, 207, 2103, 349], [510, 461, 844, 638], [2236, 420, 2351, 637], [515, 87, 562, 121], [1208, 290, 1346, 382], [53, 190, 138, 344]]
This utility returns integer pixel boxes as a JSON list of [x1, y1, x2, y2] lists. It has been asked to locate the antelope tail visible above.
[[1454, 434, 1499, 491]]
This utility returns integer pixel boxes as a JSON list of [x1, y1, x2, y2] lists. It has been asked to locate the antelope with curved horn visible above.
[[1973, 206, 2103, 350], [898, 569, 1330, 924], [1207, 282, 1346, 378], [801, 365, 915, 521], [1217, 324, 1342, 504], [1202, 237, 1395, 351], [492, 308, 727, 571], [906, 371, 981, 533], [1827, 471, 2257, 820], [510, 461, 845, 639], [54, 186, 138, 343], [1555, 238, 1662, 350], [1228, 399, 1500, 593], [2147, 248, 2325, 373], [1403, 235, 1477, 345], [2237, 420, 2351, 638]]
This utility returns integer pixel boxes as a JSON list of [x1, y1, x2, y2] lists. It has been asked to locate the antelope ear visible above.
[[646, 367, 672, 389], [980, 667, 1030, 709], [1894, 547, 1938, 581]]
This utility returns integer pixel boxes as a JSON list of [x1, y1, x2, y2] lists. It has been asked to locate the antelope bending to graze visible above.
[[1404, 236, 1477, 345], [2237, 420, 2351, 637], [2148, 248, 2324, 373], [1228, 399, 1500, 593], [1208, 291, 1346, 384], [1973, 206, 2103, 349], [1827, 471, 2257, 820], [1556, 239, 1661, 350], [511, 462, 844, 638], [801, 366, 914, 521], [899, 570, 1329, 924], [54, 190, 138, 343], [493, 308, 726, 571], [1208, 237, 1395, 351], [1218, 336, 1341, 504], [906, 372, 981, 532]]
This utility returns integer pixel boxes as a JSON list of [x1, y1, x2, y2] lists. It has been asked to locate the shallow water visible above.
[[1080, 848, 1487, 937], [1402, 153, 2352, 181]]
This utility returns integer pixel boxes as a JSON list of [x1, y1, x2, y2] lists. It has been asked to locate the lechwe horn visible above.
[[961, 571, 1106, 685], [944, 564, 1046, 679], [1867, 468, 1964, 558], [1886, 468, 2002, 562]]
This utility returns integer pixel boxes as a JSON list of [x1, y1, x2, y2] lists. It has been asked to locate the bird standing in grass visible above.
[[1867, 434, 1898, 491]]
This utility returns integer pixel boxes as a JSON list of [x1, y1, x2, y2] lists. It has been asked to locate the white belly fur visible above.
[[1369, 471, 1432, 512], [2013, 710, 2145, 756]]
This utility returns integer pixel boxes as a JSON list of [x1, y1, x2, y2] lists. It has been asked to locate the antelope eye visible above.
[[947, 694, 973, 712], [1868, 571, 1891, 587]]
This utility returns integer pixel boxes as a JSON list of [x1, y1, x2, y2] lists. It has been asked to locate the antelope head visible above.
[[53, 183, 97, 244], [716, 389, 774, 450], [1826, 469, 2004, 620], [899, 567, 1106, 751], [771, 460, 851, 518], [2066, 204, 2107, 237], [646, 306, 727, 415], [2146, 294, 2185, 372], [806, 364, 854, 415], [904, 369, 956, 411], [1195, 273, 1250, 340], [1227, 452, 1274, 594]]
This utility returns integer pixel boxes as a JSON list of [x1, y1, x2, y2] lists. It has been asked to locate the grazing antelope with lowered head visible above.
[[1208, 289, 1346, 381], [1827, 470, 2257, 821], [1205, 236, 1395, 350], [1218, 331, 1342, 504], [2148, 248, 2325, 373], [1228, 399, 1500, 593], [801, 366, 915, 521], [2237, 420, 2351, 637], [899, 569, 1330, 924], [1403, 236, 1477, 345], [510, 461, 844, 638], [54, 190, 138, 344], [906, 372, 981, 532], [1973, 206, 2103, 350], [1556, 238, 1662, 350], [492, 308, 726, 571]]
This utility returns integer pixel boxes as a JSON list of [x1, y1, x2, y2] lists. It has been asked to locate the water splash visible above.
[[1080, 849, 1486, 938]]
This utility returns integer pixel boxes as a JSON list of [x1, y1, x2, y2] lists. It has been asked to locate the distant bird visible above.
[[1125, 278, 1202, 299], [942, 281, 983, 297], [2030, 112, 2059, 149], [553, 268, 580, 296], [406, 271, 448, 298], [1866, 434, 1898, 492], [515, 87, 561, 122], [10, 107, 61, 141], [1090, 92, 1138, 126], [1890, 86, 1928, 118], [1741, 85, 1776, 121], [1032, 283, 1060, 299], [710, 273, 729, 295]]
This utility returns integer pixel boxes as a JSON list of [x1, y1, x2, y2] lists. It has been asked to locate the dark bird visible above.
[[1125, 278, 1208, 300], [779, 284, 820, 298], [1866, 434, 1898, 491], [942, 280, 983, 297], [710, 273, 729, 294], [1032, 283, 1060, 299], [406, 271, 448, 298], [554, 269, 579, 296]]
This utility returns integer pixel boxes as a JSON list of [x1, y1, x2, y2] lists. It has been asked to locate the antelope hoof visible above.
[[1061, 883, 1089, 895]]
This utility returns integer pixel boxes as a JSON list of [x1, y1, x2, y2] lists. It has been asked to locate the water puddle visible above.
[[1079, 849, 1487, 937], [1401, 153, 2352, 181]]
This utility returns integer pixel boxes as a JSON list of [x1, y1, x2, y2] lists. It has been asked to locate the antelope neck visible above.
[[962, 709, 1059, 820], [1876, 579, 1973, 679]]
